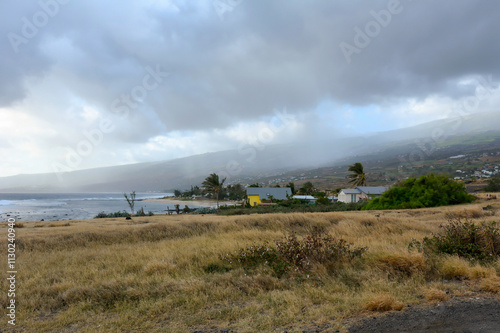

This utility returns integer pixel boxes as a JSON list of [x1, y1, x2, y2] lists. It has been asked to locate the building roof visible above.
[[356, 186, 389, 195], [246, 187, 292, 201], [340, 189, 361, 194], [293, 195, 316, 200]]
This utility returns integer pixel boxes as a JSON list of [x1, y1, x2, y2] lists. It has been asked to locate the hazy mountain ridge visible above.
[[2, 112, 500, 192]]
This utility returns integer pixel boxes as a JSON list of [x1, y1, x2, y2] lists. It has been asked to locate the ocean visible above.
[[0, 192, 193, 222]]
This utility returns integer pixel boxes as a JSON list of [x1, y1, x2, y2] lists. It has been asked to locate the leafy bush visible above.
[[364, 173, 475, 210], [193, 207, 218, 214], [409, 219, 500, 262], [94, 211, 131, 218], [220, 233, 367, 278], [182, 205, 193, 213]]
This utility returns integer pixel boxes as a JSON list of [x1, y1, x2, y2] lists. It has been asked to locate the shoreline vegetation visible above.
[[143, 197, 242, 208], [2, 199, 499, 332]]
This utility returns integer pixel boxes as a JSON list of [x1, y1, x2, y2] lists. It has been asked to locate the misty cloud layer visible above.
[[1, 0, 500, 176]]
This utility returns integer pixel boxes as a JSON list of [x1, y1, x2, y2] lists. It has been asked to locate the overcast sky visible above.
[[1, 0, 500, 177]]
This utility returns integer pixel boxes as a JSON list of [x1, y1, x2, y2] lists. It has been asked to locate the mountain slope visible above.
[[1, 111, 499, 192]]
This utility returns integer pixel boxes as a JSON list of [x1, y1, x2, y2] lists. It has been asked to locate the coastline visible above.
[[0, 192, 178, 222], [143, 197, 243, 208]]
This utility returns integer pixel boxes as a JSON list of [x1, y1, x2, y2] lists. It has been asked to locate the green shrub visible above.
[[409, 219, 500, 262], [364, 173, 475, 210], [315, 196, 331, 205], [94, 211, 131, 218], [194, 207, 218, 214], [220, 232, 366, 278], [182, 205, 193, 213]]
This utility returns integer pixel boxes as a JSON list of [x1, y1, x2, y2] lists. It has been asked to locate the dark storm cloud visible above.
[[3, 1, 500, 125], [1, 0, 499, 174]]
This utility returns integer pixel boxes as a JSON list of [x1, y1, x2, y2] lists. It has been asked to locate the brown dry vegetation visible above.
[[1, 202, 500, 332]]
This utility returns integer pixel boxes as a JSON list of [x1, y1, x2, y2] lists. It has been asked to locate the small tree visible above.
[[124, 191, 136, 215], [174, 189, 182, 197]]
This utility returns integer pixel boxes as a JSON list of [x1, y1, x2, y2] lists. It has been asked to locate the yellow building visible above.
[[246, 187, 292, 206], [247, 194, 261, 207]]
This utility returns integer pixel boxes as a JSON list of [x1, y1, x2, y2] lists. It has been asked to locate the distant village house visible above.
[[337, 186, 389, 203]]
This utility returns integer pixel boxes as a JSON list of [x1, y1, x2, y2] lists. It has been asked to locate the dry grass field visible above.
[[1, 200, 500, 332]]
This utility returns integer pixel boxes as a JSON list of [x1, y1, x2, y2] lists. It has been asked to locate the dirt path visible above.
[[347, 296, 500, 333]]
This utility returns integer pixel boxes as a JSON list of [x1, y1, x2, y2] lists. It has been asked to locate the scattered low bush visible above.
[[363, 293, 404, 312], [219, 201, 366, 216], [409, 218, 500, 262], [372, 252, 427, 277], [480, 276, 500, 293], [94, 211, 131, 218], [220, 232, 367, 278], [425, 288, 448, 302], [135, 208, 154, 216], [194, 207, 218, 214], [439, 256, 471, 280]]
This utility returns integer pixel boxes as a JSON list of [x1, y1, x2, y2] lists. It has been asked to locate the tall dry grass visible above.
[[0, 202, 499, 332]]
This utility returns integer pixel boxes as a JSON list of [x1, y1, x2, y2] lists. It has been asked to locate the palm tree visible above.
[[347, 162, 367, 187], [202, 173, 226, 209]]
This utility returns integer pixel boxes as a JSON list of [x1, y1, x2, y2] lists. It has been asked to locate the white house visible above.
[[337, 186, 389, 203], [338, 189, 363, 203]]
